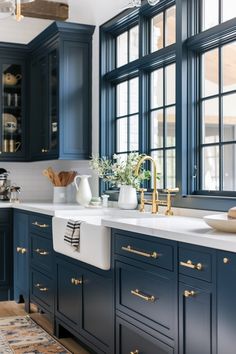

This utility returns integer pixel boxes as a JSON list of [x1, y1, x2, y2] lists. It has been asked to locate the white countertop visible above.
[[102, 215, 236, 252]]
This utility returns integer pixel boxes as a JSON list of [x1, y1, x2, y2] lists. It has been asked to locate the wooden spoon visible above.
[[43, 169, 55, 185]]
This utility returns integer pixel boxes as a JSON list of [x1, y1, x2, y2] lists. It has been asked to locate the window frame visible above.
[[100, 0, 236, 211]]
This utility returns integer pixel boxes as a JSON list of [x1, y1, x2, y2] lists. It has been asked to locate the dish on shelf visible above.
[[2, 113, 17, 133], [203, 214, 236, 233]]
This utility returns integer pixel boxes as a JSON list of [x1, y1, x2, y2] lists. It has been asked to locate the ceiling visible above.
[[0, 0, 126, 44]]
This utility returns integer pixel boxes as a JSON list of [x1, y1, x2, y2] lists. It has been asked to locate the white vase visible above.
[[118, 185, 138, 210], [74, 175, 92, 206]]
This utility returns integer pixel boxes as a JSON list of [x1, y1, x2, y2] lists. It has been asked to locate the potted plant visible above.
[[90, 153, 151, 209]]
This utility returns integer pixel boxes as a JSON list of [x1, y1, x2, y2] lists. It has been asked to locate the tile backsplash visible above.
[[0, 160, 98, 202]]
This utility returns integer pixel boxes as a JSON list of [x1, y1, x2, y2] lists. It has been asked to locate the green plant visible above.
[[90, 153, 151, 189]]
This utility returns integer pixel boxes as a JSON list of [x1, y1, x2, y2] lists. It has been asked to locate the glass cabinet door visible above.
[[48, 49, 58, 155], [1, 63, 23, 155]]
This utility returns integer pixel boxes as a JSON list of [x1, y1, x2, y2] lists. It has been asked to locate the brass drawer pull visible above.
[[122, 245, 158, 259], [32, 222, 50, 228], [34, 248, 49, 256], [184, 290, 196, 298], [41, 148, 48, 153], [131, 289, 156, 303], [180, 260, 203, 271], [223, 257, 229, 264], [130, 351, 139, 354], [34, 283, 48, 292], [16, 247, 27, 254], [71, 278, 82, 286]]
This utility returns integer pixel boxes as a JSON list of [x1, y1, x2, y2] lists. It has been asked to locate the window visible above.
[[199, 42, 236, 192], [201, 0, 236, 31], [116, 25, 139, 67]]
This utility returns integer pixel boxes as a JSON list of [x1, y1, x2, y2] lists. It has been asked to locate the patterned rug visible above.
[[0, 315, 71, 353]]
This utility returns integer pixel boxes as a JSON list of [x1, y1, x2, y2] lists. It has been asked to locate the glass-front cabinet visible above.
[[0, 59, 26, 160]]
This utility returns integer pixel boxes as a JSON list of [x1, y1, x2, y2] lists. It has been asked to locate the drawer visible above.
[[31, 234, 53, 274], [30, 214, 52, 238], [116, 261, 176, 337], [116, 316, 173, 354], [114, 231, 174, 271], [179, 246, 212, 282], [31, 270, 53, 311]]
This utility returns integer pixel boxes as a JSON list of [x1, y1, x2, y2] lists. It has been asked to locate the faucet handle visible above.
[[138, 188, 147, 193], [138, 188, 147, 213]]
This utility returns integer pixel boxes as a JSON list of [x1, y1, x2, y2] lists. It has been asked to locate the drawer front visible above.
[[179, 246, 212, 282], [30, 214, 52, 238], [31, 234, 53, 273], [116, 262, 176, 337], [31, 270, 53, 310], [114, 232, 173, 271], [117, 316, 173, 354], [0, 209, 11, 224]]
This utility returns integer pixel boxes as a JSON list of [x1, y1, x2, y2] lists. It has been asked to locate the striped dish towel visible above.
[[64, 220, 83, 249]]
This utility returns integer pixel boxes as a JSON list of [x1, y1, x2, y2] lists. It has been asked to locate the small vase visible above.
[[118, 185, 138, 210], [74, 175, 92, 206]]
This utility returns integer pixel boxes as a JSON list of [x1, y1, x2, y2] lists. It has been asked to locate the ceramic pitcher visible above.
[[74, 175, 92, 206]]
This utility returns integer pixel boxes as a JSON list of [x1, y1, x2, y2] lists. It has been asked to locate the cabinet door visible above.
[[0, 223, 12, 300], [217, 251, 236, 354], [0, 59, 27, 160], [55, 258, 82, 329], [179, 282, 213, 354], [82, 268, 113, 351], [13, 211, 29, 309]]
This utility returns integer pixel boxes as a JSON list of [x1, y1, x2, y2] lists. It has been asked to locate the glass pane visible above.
[[165, 64, 176, 105], [129, 115, 139, 151], [151, 13, 164, 53], [151, 68, 163, 109], [166, 149, 176, 188], [151, 150, 164, 189], [116, 118, 128, 152], [202, 49, 219, 97], [129, 26, 139, 62], [202, 146, 219, 190], [49, 50, 58, 152], [202, 98, 219, 143], [151, 109, 163, 148], [166, 106, 176, 147], [223, 94, 236, 142], [116, 81, 128, 117], [222, 0, 236, 22], [117, 32, 128, 67], [223, 144, 236, 191], [202, 0, 219, 31], [222, 42, 236, 93], [2, 63, 22, 154], [165, 6, 176, 46], [129, 77, 139, 114]]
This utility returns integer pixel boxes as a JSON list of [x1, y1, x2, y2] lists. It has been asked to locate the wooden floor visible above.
[[0, 301, 91, 354]]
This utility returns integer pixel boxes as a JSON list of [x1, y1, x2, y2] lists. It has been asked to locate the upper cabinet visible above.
[[0, 46, 28, 160], [0, 22, 95, 162]]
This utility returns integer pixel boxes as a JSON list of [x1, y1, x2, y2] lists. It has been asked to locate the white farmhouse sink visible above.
[[52, 208, 164, 270]]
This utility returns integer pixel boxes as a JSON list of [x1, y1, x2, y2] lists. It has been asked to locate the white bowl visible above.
[[203, 214, 236, 233]]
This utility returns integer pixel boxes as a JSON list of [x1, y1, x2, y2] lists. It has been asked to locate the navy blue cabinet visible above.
[[0, 209, 12, 300], [217, 251, 236, 354], [13, 210, 30, 311]]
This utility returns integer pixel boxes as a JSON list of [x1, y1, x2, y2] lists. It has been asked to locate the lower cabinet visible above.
[[55, 256, 114, 354], [0, 209, 12, 300]]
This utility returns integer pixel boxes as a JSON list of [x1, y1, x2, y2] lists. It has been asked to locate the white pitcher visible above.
[[74, 175, 92, 206]]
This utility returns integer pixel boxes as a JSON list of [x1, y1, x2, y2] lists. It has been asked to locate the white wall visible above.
[[0, 0, 126, 201]]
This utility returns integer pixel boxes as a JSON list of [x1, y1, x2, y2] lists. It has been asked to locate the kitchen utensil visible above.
[[3, 73, 22, 86], [203, 214, 236, 233], [43, 169, 55, 185], [74, 175, 92, 206]]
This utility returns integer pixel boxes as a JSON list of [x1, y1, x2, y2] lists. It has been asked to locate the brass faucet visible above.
[[135, 155, 179, 215]]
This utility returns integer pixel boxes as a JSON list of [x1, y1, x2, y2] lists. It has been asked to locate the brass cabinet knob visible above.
[[41, 148, 48, 153], [71, 278, 82, 286], [16, 247, 27, 254], [223, 257, 230, 264], [184, 290, 196, 298], [130, 351, 139, 354], [34, 248, 49, 256]]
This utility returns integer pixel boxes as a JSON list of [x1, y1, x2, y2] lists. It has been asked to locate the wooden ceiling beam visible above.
[[21, 0, 69, 21]]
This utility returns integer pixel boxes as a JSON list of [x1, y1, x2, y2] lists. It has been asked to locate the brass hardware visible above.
[[122, 245, 158, 259], [16, 247, 27, 254], [21, 248, 27, 254], [32, 221, 49, 228], [34, 248, 49, 256], [131, 289, 156, 302], [34, 284, 48, 292], [184, 290, 196, 298], [130, 351, 139, 354], [180, 260, 203, 271], [71, 278, 82, 286], [41, 148, 48, 153], [135, 155, 179, 215], [223, 257, 229, 264]]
